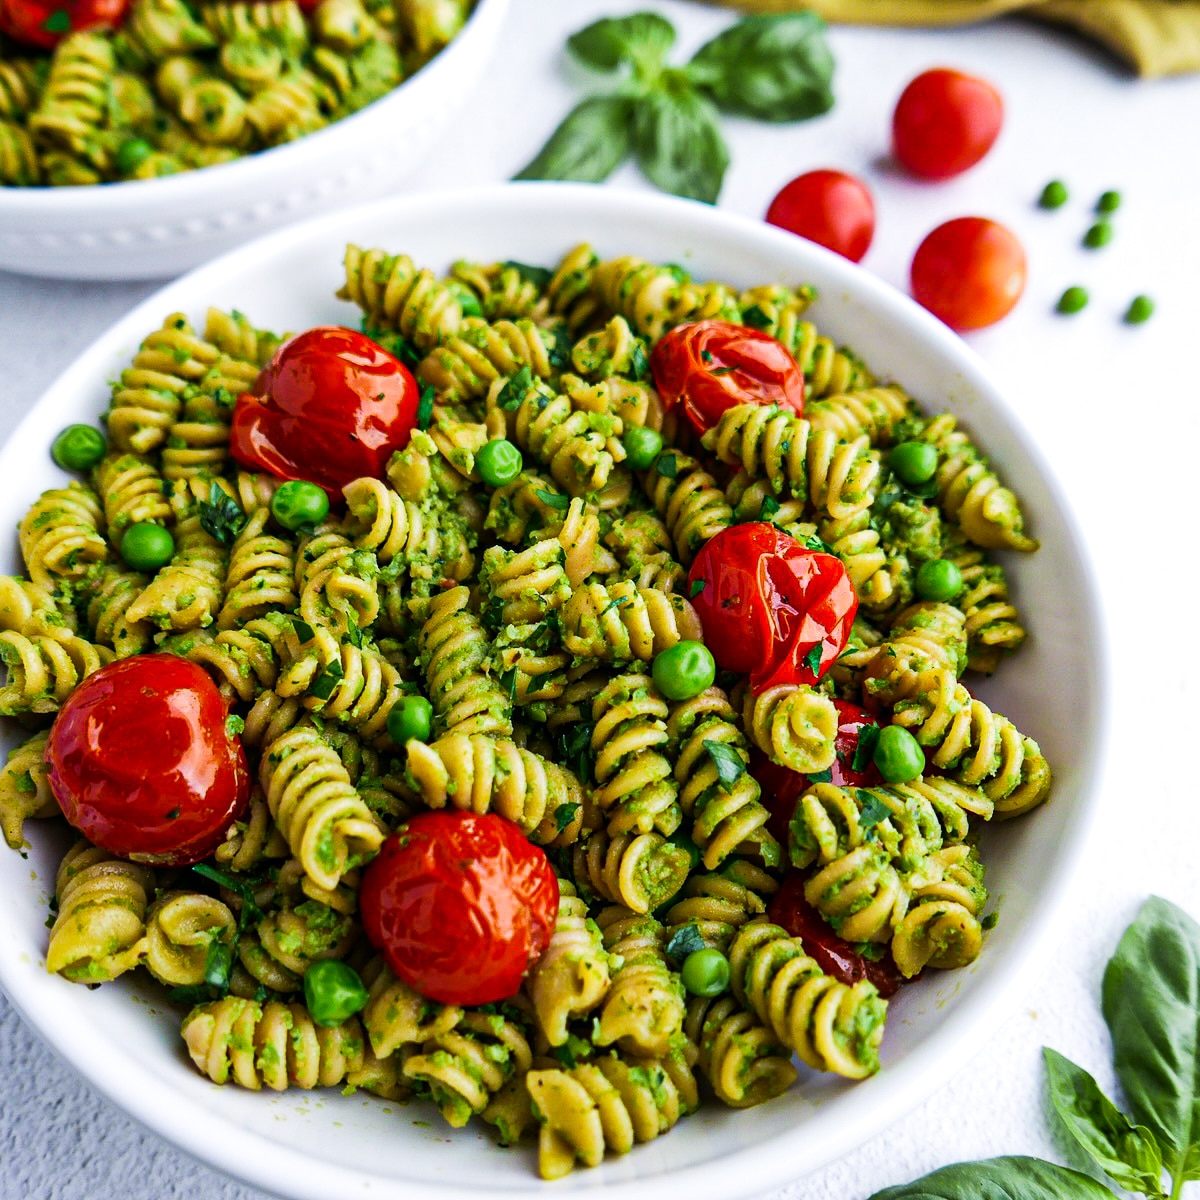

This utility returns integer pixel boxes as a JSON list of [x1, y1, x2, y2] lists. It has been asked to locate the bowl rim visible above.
[[0, 181, 1113, 1200], [0, 0, 509, 214]]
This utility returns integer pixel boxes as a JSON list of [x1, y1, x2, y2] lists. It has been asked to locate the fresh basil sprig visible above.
[[869, 1156, 1117, 1200], [515, 10, 835, 204]]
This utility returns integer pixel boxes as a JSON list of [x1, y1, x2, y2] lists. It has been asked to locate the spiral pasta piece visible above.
[[806, 386, 913, 446], [860, 601, 968, 704], [661, 861, 777, 951], [124, 512, 225, 631], [46, 841, 155, 982], [161, 392, 234, 482], [684, 993, 797, 1108], [200, 0, 308, 49], [217, 507, 298, 629], [589, 254, 740, 340], [19, 483, 108, 591], [361, 958, 462, 1060], [891, 844, 988, 977], [944, 535, 1026, 673], [214, 786, 288, 873], [0, 121, 39, 184], [405, 735, 586, 845], [256, 897, 357, 976], [143, 891, 237, 986], [728, 920, 887, 1078], [640, 448, 732, 564], [0, 630, 113, 716], [295, 528, 379, 633], [0, 577, 74, 640], [450, 259, 549, 321], [740, 683, 838, 775], [802, 843, 906, 943], [259, 724, 383, 891], [0, 732, 57, 850], [418, 317, 558, 404], [561, 580, 701, 665], [94, 452, 172, 536], [342, 477, 439, 568], [819, 509, 900, 612], [27, 31, 113, 159], [570, 829, 691, 916], [545, 243, 601, 333]]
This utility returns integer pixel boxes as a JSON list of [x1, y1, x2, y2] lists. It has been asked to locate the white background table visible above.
[[1, 1, 1197, 1196]]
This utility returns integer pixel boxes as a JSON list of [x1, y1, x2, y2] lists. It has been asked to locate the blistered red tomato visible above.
[[766, 170, 876, 263], [45, 655, 249, 866], [910, 217, 1026, 332], [650, 319, 804, 436], [755, 700, 883, 844], [892, 68, 1003, 181], [769, 870, 907, 997], [360, 811, 558, 1006], [0, 0, 127, 48], [230, 326, 419, 499], [687, 523, 857, 693]]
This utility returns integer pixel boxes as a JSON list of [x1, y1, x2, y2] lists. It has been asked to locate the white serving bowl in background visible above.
[[0, 184, 1108, 1200], [0, 0, 508, 281]]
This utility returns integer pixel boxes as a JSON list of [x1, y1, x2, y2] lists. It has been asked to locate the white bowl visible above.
[[0, 0, 509, 281], [0, 184, 1108, 1200]]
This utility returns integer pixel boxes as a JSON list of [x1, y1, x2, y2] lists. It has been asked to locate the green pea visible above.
[[872, 725, 925, 784], [1123, 295, 1154, 325], [303, 960, 368, 1027], [622, 426, 663, 472], [270, 480, 330, 531], [476, 438, 523, 487], [387, 694, 433, 746], [51, 424, 106, 471], [651, 640, 716, 702], [680, 947, 731, 998], [914, 558, 963, 602], [120, 522, 175, 571], [888, 440, 938, 486], [1096, 190, 1121, 214], [1037, 180, 1068, 210], [115, 138, 153, 176], [1083, 221, 1113, 249], [1056, 286, 1089, 315]]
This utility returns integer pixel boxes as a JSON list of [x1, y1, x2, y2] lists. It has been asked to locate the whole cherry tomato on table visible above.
[[686, 523, 857, 693], [231, 326, 419, 500], [360, 811, 558, 1006], [766, 170, 876, 263], [910, 217, 1026, 332], [0, 0, 127, 49], [892, 68, 1004, 181], [768, 870, 907, 997], [650, 320, 805, 437], [45, 655, 250, 866]]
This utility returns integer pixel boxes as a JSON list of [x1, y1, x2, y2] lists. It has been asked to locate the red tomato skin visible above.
[[765, 170, 876, 263], [910, 217, 1026, 332], [45, 655, 249, 866], [650, 320, 804, 436], [0, 0, 128, 48], [768, 870, 907, 997], [230, 327, 419, 500], [686, 523, 857, 693], [359, 812, 559, 1007], [892, 68, 1003, 181]]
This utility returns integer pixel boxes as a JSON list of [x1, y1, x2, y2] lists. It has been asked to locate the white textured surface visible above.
[[0, 2, 1196, 1198]]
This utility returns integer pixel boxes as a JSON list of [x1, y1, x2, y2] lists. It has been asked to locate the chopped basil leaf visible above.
[[629, 341, 649, 381], [665, 922, 707, 964], [857, 791, 890, 832], [802, 643, 823, 676], [345, 617, 363, 649], [710, 365, 736, 376], [700, 349, 713, 364], [43, 9, 71, 32], [557, 722, 594, 785], [534, 488, 570, 510], [204, 940, 233, 991], [497, 365, 534, 411], [851, 723, 881, 772], [800, 532, 831, 553], [198, 483, 247, 546], [655, 453, 678, 478], [742, 304, 771, 330], [689, 579, 706, 599], [759, 495, 781, 522], [807, 767, 832, 784], [499, 666, 518, 700], [310, 659, 345, 700], [291, 617, 316, 644], [362, 324, 422, 369], [554, 802, 581, 833], [416, 384, 435, 431], [703, 739, 745, 790]]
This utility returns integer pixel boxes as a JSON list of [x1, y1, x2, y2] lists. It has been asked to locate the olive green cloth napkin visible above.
[[705, 0, 1200, 76]]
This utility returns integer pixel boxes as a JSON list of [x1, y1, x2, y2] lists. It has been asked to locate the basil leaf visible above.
[[415, 384, 435, 431], [867, 1156, 1117, 1200], [664, 922, 706, 964], [310, 659, 345, 701], [553, 802, 580, 834], [1102, 896, 1200, 1180], [687, 13, 834, 124], [497, 364, 533, 411], [689, 579, 705, 599], [515, 95, 634, 184], [501, 260, 553, 290], [852, 723, 881, 772], [198, 483, 247, 546], [702, 739, 745, 790], [631, 78, 728, 204], [857, 791, 890, 831], [567, 12, 675, 74], [204, 939, 233, 992], [1043, 1047, 1167, 1197], [535, 488, 570, 511]]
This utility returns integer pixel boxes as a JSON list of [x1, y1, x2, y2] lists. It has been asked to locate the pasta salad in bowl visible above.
[[0, 184, 1106, 1198]]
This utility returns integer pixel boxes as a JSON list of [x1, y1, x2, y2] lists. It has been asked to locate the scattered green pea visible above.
[[1038, 180, 1068, 210], [387, 694, 434, 747], [51, 424, 106, 471], [1056, 286, 1089, 315], [1096, 190, 1121, 214], [270, 480, 329, 531], [651, 640, 716, 702], [1123, 295, 1154, 325], [680, 947, 731, 998], [303, 960, 369, 1027], [872, 724, 925, 784], [622, 426, 663, 472], [120, 522, 175, 571], [914, 558, 964, 603], [1083, 221, 1113, 249], [115, 138, 153, 176], [476, 438, 523, 487], [888, 440, 938, 487]]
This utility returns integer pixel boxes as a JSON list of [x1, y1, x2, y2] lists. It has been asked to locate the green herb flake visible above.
[[553, 802, 580, 834], [291, 617, 316, 644], [497, 365, 534, 411], [534, 488, 570, 511], [689, 579, 706, 599], [807, 767, 832, 784], [851, 723, 880, 772], [741, 304, 771, 330], [502, 260, 553, 289], [759, 495, 781, 522], [857, 791, 890, 832], [629, 341, 649, 381], [702, 739, 745, 790], [802, 643, 823, 676], [198, 483, 247, 547], [42, 9, 71, 32], [416, 385, 435, 431], [655, 453, 678, 478], [664, 922, 707, 965], [310, 659, 345, 701]]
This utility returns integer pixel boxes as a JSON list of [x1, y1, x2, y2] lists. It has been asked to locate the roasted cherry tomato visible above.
[[360, 811, 558, 1006], [768, 870, 907, 997], [910, 217, 1026, 332], [45, 655, 249, 866], [766, 169, 876, 263], [892, 68, 1003, 181], [0, 0, 127, 49], [754, 700, 883, 844], [230, 326, 419, 499], [650, 319, 804, 436], [687, 523, 857, 693]]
